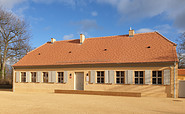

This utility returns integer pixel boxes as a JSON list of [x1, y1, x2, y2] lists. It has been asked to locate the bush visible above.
[[0, 79, 12, 85]]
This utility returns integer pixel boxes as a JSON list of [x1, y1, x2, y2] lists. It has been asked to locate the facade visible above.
[[12, 30, 178, 98]]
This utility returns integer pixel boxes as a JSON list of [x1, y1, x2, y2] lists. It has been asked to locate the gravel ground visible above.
[[0, 91, 185, 114]]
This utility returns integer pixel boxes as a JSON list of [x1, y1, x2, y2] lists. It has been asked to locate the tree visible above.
[[0, 7, 31, 79], [177, 32, 185, 68]]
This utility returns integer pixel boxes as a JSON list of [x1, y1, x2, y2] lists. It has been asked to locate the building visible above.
[[12, 29, 178, 98], [178, 69, 185, 80]]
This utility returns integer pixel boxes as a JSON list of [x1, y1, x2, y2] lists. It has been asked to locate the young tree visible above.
[[0, 8, 31, 79]]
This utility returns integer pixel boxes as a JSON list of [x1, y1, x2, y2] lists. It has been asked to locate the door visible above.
[[179, 80, 185, 98], [75, 72, 84, 90]]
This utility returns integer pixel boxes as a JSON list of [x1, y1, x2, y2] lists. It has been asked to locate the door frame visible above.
[[74, 72, 84, 90]]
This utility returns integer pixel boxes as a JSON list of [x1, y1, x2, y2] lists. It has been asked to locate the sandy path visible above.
[[0, 91, 184, 114]]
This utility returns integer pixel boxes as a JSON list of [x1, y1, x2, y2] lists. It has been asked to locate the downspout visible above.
[[174, 62, 176, 98], [12, 67, 15, 92]]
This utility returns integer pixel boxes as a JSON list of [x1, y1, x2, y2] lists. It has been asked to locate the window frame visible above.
[[116, 71, 125, 84], [152, 71, 163, 85], [31, 72, 37, 83], [97, 71, 105, 84], [43, 72, 48, 83], [58, 72, 64, 83], [21, 72, 26, 83], [134, 71, 144, 85]]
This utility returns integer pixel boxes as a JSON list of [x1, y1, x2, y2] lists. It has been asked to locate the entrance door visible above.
[[75, 72, 84, 90], [179, 80, 185, 98]]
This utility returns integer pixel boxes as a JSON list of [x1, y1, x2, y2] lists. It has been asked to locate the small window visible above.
[[31, 72, 37, 82], [152, 71, 162, 85], [58, 72, 64, 83], [21, 72, 26, 82], [116, 71, 125, 84], [97, 71, 104, 83], [43, 72, 48, 83], [135, 71, 144, 84]]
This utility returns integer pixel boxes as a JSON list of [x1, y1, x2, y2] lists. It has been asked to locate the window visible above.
[[135, 71, 144, 84], [97, 71, 104, 83], [21, 72, 26, 82], [43, 72, 48, 83], [58, 72, 64, 83], [31, 72, 37, 82], [152, 71, 162, 85], [116, 71, 125, 84]]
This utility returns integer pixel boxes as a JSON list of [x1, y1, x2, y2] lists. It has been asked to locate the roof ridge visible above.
[[52, 32, 162, 42], [135, 32, 156, 35], [53, 34, 129, 43], [86, 34, 128, 40]]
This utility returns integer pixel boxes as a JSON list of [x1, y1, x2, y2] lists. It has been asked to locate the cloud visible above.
[[32, 0, 76, 6], [136, 28, 154, 33], [96, 0, 185, 31], [31, 0, 90, 7], [136, 24, 172, 34], [28, 16, 44, 23], [14, 5, 29, 17], [154, 24, 171, 34], [43, 26, 51, 31], [0, 0, 26, 9], [72, 19, 101, 31], [63, 34, 74, 40], [91, 11, 98, 16]]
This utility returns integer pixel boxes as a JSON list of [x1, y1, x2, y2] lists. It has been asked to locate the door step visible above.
[[55, 90, 141, 97]]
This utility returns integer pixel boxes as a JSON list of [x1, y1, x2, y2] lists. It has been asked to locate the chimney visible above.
[[51, 38, 56, 44], [80, 34, 85, 44], [129, 27, 134, 37]]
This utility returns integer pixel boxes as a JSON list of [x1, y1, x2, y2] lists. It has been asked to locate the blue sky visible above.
[[1, 0, 185, 48]]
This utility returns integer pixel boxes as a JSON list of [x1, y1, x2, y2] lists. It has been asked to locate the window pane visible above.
[[135, 78, 138, 84], [121, 71, 124, 77], [140, 71, 143, 77], [101, 71, 104, 76], [21, 72, 26, 82], [101, 78, 104, 83], [158, 71, 162, 77], [97, 78, 100, 83], [140, 78, 143, 84], [58, 72, 64, 83], [43, 72, 48, 83], [97, 72, 100, 76], [158, 78, 162, 84], [152, 78, 156, 84], [116, 78, 120, 84], [152, 71, 156, 77], [121, 78, 124, 84], [31, 72, 36, 82], [116, 71, 119, 77], [135, 71, 138, 77]]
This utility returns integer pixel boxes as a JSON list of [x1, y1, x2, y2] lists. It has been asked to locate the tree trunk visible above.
[[0, 47, 2, 79], [1, 61, 5, 79]]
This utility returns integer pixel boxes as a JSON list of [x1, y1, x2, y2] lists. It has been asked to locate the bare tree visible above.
[[177, 32, 185, 68], [0, 7, 31, 79]]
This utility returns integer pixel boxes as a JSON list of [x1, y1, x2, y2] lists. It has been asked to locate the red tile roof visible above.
[[178, 69, 185, 76], [13, 32, 178, 67]]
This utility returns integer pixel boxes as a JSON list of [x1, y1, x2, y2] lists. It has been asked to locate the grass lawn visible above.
[[0, 91, 185, 114]]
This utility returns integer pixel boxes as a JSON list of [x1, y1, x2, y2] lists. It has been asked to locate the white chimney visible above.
[[51, 38, 56, 44], [129, 27, 134, 37], [80, 34, 85, 44]]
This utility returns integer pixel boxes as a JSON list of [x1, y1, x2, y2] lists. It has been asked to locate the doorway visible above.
[[179, 80, 185, 98], [75, 72, 84, 90]]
